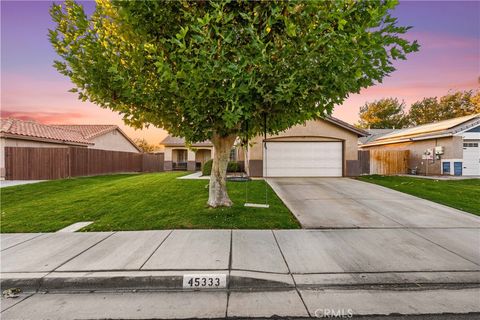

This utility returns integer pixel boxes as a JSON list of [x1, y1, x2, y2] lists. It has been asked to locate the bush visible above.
[[202, 159, 213, 176], [227, 161, 240, 173], [202, 159, 240, 175]]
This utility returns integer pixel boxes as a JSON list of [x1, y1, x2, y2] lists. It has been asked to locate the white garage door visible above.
[[264, 142, 343, 177], [463, 140, 480, 176]]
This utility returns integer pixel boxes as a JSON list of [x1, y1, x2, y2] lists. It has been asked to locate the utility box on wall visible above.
[[434, 146, 444, 155]]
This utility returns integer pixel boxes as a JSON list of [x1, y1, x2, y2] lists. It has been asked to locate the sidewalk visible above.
[[1, 229, 480, 319]]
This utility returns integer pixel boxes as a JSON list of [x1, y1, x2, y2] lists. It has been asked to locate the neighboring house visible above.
[[53, 124, 141, 153], [360, 114, 480, 176], [160, 116, 367, 177], [1, 119, 141, 179]]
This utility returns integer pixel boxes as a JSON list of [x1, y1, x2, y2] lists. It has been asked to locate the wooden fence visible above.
[[4, 147, 164, 180], [358, 149, 409, 175]]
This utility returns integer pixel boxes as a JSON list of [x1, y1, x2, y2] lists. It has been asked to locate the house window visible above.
[[177, 150, 188, 162], [229, 148, 237, 161], [463, 142, 478, 148]]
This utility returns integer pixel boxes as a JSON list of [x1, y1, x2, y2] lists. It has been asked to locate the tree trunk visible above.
[[208, 134, 237, 207]]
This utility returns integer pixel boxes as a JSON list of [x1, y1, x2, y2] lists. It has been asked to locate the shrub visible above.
[[227, 161, 240, 173], [202, 159, 213, 176], [202, 160, 240, 175]]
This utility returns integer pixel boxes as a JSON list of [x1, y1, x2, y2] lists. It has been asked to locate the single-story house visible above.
[[1, 118, 141, 178], [160, 116, 367, 177], [53, 124, 141, 153], [360, 114, 480, 176]]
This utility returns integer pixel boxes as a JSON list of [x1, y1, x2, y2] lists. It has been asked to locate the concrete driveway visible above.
[[268, 177, 480, 229]]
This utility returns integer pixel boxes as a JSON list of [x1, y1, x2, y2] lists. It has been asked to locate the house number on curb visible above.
[[183, 274, 227, 289]]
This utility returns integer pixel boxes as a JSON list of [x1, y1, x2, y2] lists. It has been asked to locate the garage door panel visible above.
[[264, 142, 343, 177], [463, 140, 480, 176]]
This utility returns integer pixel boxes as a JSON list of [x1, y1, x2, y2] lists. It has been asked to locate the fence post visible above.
[[4, 147, 10, 180], [67, 147, 71, 178]]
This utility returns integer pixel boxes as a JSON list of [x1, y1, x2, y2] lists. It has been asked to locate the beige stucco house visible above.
[[160, 116, 367, 177], [360, 114, 480, 176], [1, 119, 141, 179]]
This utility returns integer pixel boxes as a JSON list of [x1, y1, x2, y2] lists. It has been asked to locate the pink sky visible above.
[[1, 1, 479, 144]]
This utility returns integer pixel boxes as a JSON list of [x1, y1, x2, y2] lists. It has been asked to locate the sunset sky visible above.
[[1, 1, 479, 144]]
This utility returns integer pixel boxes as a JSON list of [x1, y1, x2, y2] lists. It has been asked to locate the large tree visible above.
[[408, 90, 480, 126], [357, 98, 409, 129], [50, 0, 418, 207]]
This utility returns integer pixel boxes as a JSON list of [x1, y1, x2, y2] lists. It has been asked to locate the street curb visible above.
[[2, 270, 479, 293], [1, 270, 295, 293]]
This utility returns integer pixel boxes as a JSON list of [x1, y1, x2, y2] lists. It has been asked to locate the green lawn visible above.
[[1, 172, 300, 232], [358, 175, 480, 216]]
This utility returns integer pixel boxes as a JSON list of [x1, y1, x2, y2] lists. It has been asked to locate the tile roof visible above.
[[52, 125, 118, 139], [362, 114, 480, 146], [0, 119, 92, 145], [53, 124, 142, 152]]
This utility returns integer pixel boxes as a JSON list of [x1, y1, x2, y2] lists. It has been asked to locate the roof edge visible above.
[[324, 116, 368, 137], [374, 114, 480, 142], [111, 127, 143, 152], [0, 132, 93, 146], [361, 132, 454, 147]]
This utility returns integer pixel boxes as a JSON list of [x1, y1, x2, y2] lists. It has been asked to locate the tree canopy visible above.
[[406, 97, 438, 127], [408, 90, 480, 126], [50, 0, 418, 143], [49, 0, 419, 207], [358, 90, 480, 129], [357, 98, 409, 129]]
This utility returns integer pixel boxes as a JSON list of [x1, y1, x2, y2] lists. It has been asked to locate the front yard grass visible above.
[[1, 172, 300, 232], [358, 175, 480, 216]]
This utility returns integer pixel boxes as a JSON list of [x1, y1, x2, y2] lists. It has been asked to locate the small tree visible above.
[[358, 98, 409, 129], [134, 138, 157, 153], [50, 0, 418, 207]]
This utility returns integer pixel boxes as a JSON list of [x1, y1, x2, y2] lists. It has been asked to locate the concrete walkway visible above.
[[176, 172, 210, 179], [268, 177, 480, 229], [0, 180, 45, 188], [1, 229, 479, 318]]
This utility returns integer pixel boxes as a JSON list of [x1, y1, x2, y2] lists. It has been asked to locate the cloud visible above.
[[0, 110, 88, 124]]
